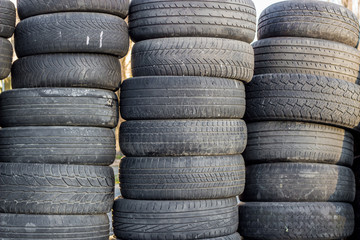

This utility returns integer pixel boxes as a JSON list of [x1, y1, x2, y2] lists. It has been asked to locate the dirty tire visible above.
[[244, 121, 354, 166], [113, 197, 238, 240], [241, 163, 355, 202], [239, 202, 354, 240], [0, 163, 114, 214], [0, 0, 15, 38], [15, 12, 129, 58], [0, 127, 115, 165], [120, 76, 246, 120], [111, 233, 241, 240], [129, 0, 256, 43], [120, 119, 247, 157], [245, 74, 360, 130], [17, 0, 129, 19], [0, 213, 109, 239], [258, 0, 360, 47], [120, 155, 245, 200], [0, 88, 119, 128], [132, 37, 254, 83], [11, 54, 122, 90], [0, 37, 12, 79], [253, 37, 360, 84]]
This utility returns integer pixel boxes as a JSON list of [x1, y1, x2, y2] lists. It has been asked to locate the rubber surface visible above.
[[132, 37, 254, 83], [120, 76, 246, 120], [0, 37, 12, 79], [0, 0, 15, 38], [120, 155, 245, 200], [120, 119, 247, 157]]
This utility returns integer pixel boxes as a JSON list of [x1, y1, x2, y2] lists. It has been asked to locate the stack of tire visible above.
[[112, 1, 256, 239], [0, 1, 129, 238], [238, 1, 360, 239]]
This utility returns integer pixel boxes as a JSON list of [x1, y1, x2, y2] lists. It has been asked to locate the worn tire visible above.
[[17, 0, 129, 19], [11, 54, 122, 90], [0, 127, 115, 165], [15, 12, 129, 58], [110, 233, 241, 240], [241, 163, 355, 202], [120, 119, 247, 157], [0, 163, 114, 214], [120, 76, 246, 120], [0, 0, 15, 38], [129, 0, 256, 43], [0, 37, 12, 79], [132, 37, 254, 83], [0, 213, 109, 239], [239, 202, 354, 240], [253, 37, 360, 84], [245, 74, 360, 130], [113, 197, 238, 240], [0, 88, 119, 128], [120, 155, 245, 200]]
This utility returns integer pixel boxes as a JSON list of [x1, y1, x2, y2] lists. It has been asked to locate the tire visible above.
[[253, 37, 360, 84], [244, 121, 354, 166], [110, 233, 242, 240], [0, 126, 115, 165], [120, 155, 245, 200], [258, 0, 359, 47], [0, 213, 109, 239], [120, 76, 246, 120], [113, 197, 238, 240], [131, 37, 254, 83], [17, 0, 129, 20], [238, 202, 354, 240], [120, 119, 247, 157], [129, 0, 256, 43], [15, 12, 129, 58], [0, 88, 119, 128], [0, 0, 15, 38], [11, 53, 122, 91], [0, 163, 114, 214], [241, 163, 355, 202], [245, 74, 360, 130], [0, 37, 12, 79]]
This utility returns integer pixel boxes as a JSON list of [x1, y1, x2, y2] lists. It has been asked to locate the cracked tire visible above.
[[0, 37, 12, 79], [0, 0, 15, 38]]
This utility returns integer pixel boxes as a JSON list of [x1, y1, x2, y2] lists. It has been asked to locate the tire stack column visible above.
[[0, 1, 130, 238], [112, 1, 257, 239], [239, 1, 360, 239]]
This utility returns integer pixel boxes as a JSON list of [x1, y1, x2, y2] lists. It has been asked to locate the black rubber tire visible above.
[[244, 121, 354, 166], [257, 0, 360, 47], [131, 37, 254, 83], [239, 202, 354, 240], [0, 126, 115, 165], [17, 0, 129, 20], [11, 53, 122, 90], [129, 0, 256, 43], [15, 12, 129, 58], [253, 37, 360, 84], [120, 155, 245, 200], [120, 76, 246, 120], [0, 37, 12, 79], [0, 88, 119, 128], [120, 119, 247, 157], [0, 0, 15, 38], [241, 163, 355, 202], [0, 163, 114, 214], [245, 74, 360, 130], [110, 233, 241, 240], [0, 213, 109, 239], [113, 197, 238, 240]]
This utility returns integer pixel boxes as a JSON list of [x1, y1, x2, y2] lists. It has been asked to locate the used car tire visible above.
[[0, 0, 15, 38]]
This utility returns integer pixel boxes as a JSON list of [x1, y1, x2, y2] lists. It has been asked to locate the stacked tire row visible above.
[[112, 1, 256, 239], [0, 1, 130, 238], [239, 1, 360, 239], [0, 0, 14, 84]]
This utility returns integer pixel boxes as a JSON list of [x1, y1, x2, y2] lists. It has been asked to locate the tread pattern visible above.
[[113, 197, 238, 240], [131, 37, 254, 83], [120, 155, 245, 200], [244, 121, 354, 166], [0, 37, 12, 79], [257, 0, 360, 47], [245, 74, 360, 130], [253, 37, 360, 84], [120, 76, 246, 120], [0, 163, 114, 214], [120, 119, 247, 157], [129, 0, 256, 43], [0, 0, 15, 38], [239, 202, 355, 240], [11, 53, 122, 90]]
